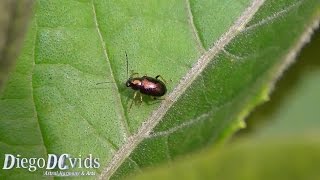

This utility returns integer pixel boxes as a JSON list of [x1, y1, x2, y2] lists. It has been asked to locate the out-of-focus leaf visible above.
[[129, 137, 320, 180], [0, 0, 34, 91]]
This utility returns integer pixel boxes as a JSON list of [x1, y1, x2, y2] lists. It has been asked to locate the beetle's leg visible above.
[[130, 70, 139, 78], [145, 96, 164, 105], [135, 92, 143, 106], [153, 96, 166, 100], [152, 96, 174, 104], [138, 93, 143, 105], [130, 91, 138, 109], [130, 92, 144, 109], [155, 75, 167, 84]]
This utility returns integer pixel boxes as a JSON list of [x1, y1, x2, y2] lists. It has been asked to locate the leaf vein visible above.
[[222, 48, 244, 60], [50, 84, 119, 150], [128, 157, 143, 173], [185, 0, 206, 53], [91, 0, 131, 137], [147, 110, 213, 139], [31, 17, 49, 156], [165, 136, 172, 161], [199, 75, 212, 105], [0, 141, 43, 147], [243, 0, 305, 32]]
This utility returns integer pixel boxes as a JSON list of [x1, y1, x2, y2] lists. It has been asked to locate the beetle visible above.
[[124, 53, 167, 107], [126, 74, 167, 98], [97, 52, 167, 107]]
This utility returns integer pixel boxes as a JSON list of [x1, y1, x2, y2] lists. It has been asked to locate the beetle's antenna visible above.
[[96, 82, 115, 85], [97, 52, 128, 86], [125, 51, 129, 79]]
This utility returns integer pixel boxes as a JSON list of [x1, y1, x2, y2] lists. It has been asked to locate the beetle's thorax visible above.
[[132, 79, 142, 86], [126, 78, 142, 89]]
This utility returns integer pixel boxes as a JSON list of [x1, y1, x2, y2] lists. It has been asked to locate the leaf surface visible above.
[[0, 0, 319, 179]]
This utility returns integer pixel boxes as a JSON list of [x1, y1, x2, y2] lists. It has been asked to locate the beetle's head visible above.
[[125, 78, 132, 87]]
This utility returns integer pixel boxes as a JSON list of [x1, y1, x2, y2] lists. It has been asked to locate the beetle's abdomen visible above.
[[140, 77, 166, 96]]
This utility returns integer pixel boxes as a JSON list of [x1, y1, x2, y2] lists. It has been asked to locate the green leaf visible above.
[[129, 136, 320, 180], [0, 0, 319, 179]]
